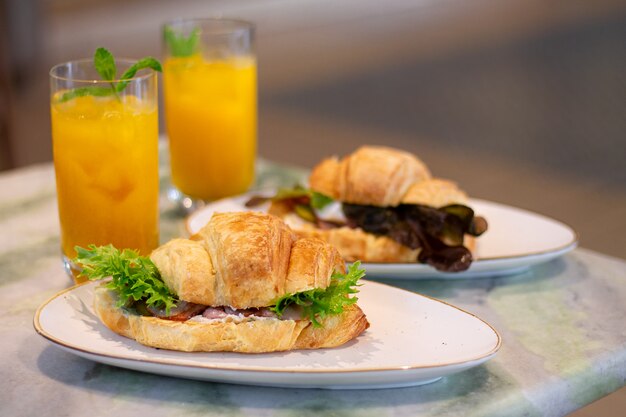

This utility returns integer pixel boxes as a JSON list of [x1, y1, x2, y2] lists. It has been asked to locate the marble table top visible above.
[[1, 161, 624, 417]]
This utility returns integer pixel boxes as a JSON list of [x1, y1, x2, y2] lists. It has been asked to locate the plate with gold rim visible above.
[[34, 280, 500, 389], [186, 192, 577, 279]]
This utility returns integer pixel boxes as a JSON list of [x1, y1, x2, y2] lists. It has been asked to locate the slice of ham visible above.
[[202, 307, 229, 319], [280, 305, 304, 321], [148, 301, 207, 322], [224, 306, 278, 318], [151, 303, 295, 322]]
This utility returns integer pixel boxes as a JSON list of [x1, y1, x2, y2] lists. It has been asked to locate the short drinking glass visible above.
[[50, 59, 160, 280]]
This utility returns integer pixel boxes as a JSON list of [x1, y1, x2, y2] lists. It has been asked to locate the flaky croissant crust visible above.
[[151, 212, 345, 309], [309, 145, 468, 207]]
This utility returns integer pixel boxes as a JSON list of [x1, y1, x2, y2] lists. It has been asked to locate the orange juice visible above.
[[163, 55, 256, 200], [51, 94, 159, 261]]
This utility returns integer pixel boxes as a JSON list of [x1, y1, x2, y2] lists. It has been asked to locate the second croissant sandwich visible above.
[[257, 146, 487, 272], [76, 212, 369, 353]]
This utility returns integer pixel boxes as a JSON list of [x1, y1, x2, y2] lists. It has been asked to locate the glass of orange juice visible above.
[[50, 58, 160, 280], [163, 18, 256, 208]]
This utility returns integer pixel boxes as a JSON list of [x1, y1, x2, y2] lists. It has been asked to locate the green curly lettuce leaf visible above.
[[270, 261, 365, 327], [74, 244, 177, 314]]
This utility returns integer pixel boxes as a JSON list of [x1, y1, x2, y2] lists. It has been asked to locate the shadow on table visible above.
[[33, 343, 509, 413], [373, 256, 576, 301]]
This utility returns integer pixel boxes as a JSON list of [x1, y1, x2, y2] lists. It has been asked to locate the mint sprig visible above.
[[164, 26, 200, 57], [57, 47, 162, 103], [75, 244, 178, 314], [94, 47, 117, 81], [115, 57, 162, 92], [270, 262, 365, 327]]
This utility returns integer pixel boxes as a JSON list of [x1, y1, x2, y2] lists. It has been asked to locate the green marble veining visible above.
[[0, 190, 56, 221], [76, 365, 245, 417], [7, 289, 61, 317], [0, 235, 60, 286], [487, 271, 601, 376], [253, 159, 308, 188], [564, 365, 624, 410], [419, 364, 542, 417], [485, 257, 625, 411], [159, 206, 190, 242], [275, 398, 382, 417]]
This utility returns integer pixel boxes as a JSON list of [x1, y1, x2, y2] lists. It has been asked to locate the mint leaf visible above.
[[270, 261, 365, 327], [94, 47, 116, 81], [56, 48, 162, 102], [75, 244, 178, 314], [116, 57, 162, 92], [121, 57, 162, 78], [164, 26, 200, 57], [57, 86, 115, 103]]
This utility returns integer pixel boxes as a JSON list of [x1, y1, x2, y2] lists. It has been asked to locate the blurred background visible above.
[[1, 1, 625, 413], [6, 0, 625, 256]]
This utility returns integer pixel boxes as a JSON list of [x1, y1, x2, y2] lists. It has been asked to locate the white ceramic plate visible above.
[[34, 280, 500, 389], [186, 192, 578, 279]]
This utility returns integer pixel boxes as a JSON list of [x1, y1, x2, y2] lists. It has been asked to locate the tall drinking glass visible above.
[[50, 60, 160, 280], [163, 18, 256, 208]]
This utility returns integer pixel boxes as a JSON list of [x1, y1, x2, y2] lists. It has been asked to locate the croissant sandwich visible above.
[[75, 212, 369, 353], [249, 146, 487, 272]]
